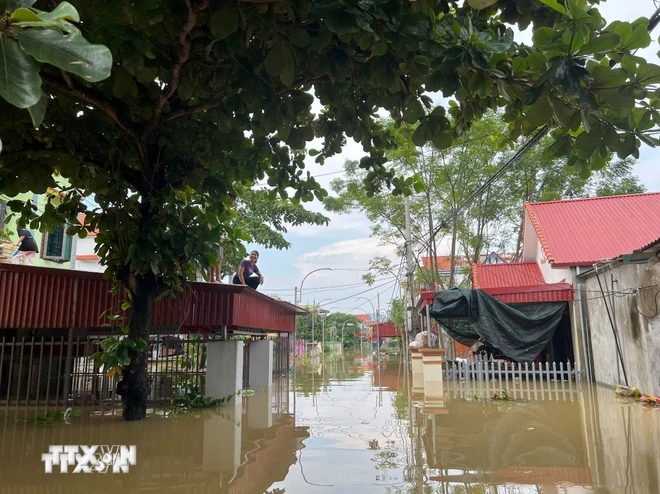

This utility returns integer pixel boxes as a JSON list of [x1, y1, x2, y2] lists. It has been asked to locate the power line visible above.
[[424, 3, 660, 250]]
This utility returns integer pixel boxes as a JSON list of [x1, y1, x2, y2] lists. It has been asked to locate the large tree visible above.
[[1, 0, 659, 420]]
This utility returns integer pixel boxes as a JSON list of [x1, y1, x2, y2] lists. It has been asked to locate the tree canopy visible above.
[[327, 111, 646, 291], [1, 0, 658, 419]]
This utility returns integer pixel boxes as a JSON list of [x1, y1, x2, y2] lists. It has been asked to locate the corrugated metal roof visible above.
[[525, 192, 660, 266], [482, 283, 574, 304], [0, 264, 299, 332], [472, 262, 545, 289], [635, 235, 660, 253]]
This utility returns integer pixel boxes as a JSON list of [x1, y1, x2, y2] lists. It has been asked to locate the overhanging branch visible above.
[[42, 74, 143, 146], [143, 0, 210, 136]]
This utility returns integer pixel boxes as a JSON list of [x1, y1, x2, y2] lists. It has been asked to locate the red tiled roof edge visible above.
[[524, 201, 555, 263]]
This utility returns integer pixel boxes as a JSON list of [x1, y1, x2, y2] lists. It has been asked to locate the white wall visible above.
[[521, 210, 572, 283], [584, 262, 660, 396], [74, 236, 103, 272], [76, 236, 96, 256]]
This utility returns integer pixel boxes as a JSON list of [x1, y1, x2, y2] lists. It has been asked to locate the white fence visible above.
[[442, 357, 581, 401]]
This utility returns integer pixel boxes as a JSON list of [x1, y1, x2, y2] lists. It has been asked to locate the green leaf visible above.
[[577, 33, 620, 55], [265, 43, 285, 77], [289, 30, 310, 48], [35, 2, 80, 23], [590, 65, 627, 88], [27, 92, 47, 128], [532, 27, 557, 49], [112, 68, 138, 99], [624, 24, 651, 50], [637, 62, 660, 85], [549, 97, 574, 128], [0, 35, 41, 109], [575, 128, 600, 154], [538, 0, 567, 15], [279, 44, 295, 87], [412, 120, 428, 147], [209, 8, 238, 39], [403, 99, 425, 124], [10, 7, 41, 22], [431, 130, 452, 149], [17, 30, 112, 83], [466, 0, 498, 9], [526, 96, 553, 128]]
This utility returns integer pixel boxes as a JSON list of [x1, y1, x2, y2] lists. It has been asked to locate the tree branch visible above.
[[42, 74, 143, 147], [163, 96, 225, 121], [143, 0, 210, 136]]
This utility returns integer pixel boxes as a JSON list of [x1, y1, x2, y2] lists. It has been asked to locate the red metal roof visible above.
[[416, 281, 573, 308], [482, 283, 574, 304], [472, 262, 545, 289], [525, 192, 660, 266], [370, 321, 399, 339], [0, 264, 300, 333]]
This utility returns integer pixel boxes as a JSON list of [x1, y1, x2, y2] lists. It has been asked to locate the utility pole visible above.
[[404, 196, 418, 340], [294, 286, 298, 305], [312, 298, 315, 343]]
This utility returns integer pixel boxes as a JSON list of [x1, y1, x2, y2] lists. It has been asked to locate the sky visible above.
[[236, 1, 660, 318]]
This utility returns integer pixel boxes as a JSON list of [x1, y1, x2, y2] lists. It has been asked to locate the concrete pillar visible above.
[[247, 387, 273, 429], [419, 348, 445, 408], [249, 339, 273, 389], [411, 348, 425, 395], [203, 402, 242, 475], [206, 340, 243, 404]]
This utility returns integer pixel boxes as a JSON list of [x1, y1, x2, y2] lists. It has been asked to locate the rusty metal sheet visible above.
[[0, 265, 298, 333]]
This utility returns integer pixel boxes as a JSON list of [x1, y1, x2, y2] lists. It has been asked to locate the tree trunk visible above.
[[117, 273, 158, 421], [449, 219, 458, 288]]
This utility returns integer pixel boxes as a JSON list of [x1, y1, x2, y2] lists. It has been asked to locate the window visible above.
[[41, 224, 72, 262]]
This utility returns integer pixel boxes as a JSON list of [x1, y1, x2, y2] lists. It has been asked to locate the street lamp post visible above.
[[298, 268, 332, 305]]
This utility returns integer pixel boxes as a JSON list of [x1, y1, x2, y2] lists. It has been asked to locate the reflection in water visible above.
[[1, 352, 659, 493]]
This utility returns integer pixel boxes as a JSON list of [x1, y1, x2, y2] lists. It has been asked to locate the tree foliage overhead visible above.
[[0, 0, 658, 420], [327, 111, 646, 291]]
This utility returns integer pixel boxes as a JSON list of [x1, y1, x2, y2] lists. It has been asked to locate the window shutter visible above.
[[64, 234, 72, 261]]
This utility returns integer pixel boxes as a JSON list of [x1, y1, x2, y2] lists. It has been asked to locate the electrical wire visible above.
[[633, 288, 660, 318], [422, 2, 660, 251]]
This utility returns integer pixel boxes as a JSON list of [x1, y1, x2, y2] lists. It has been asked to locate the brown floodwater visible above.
[[0, 352, 659, 493]]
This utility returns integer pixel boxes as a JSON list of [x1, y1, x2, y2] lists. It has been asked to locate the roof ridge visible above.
[[482, 261, 537, 266], [524, 202, 555, 263], [528, 191, 660, 207]]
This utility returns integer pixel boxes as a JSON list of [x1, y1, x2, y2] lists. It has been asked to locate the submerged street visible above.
[[1, 352, 658, 493]]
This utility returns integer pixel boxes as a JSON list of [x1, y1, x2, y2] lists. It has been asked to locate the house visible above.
[[577, 237, 660, 395], [474, 192, 660, 388], [73, 213, 104, 273], [0, 190, 77, 269]]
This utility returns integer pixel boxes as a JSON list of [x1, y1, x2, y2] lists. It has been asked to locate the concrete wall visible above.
[[583, 385, 660, 491], [584, 262, 660, 396], [74, 236, 104, 272]]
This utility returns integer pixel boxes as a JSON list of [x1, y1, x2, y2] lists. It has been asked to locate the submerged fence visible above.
[[442, 356, 581, 401], [0, 333, 291, 410]]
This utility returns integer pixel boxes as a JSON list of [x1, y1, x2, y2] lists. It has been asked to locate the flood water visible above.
[[1, 351, 659, 493]]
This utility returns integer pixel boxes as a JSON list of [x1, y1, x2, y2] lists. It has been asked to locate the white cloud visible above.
[[287, 211, 370, 237], [299, 237, 395, 263]]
